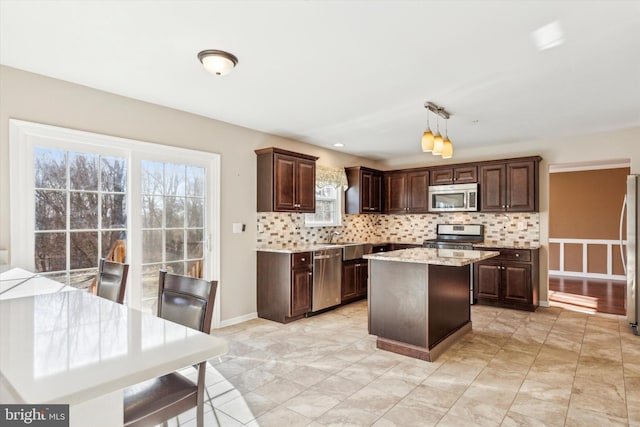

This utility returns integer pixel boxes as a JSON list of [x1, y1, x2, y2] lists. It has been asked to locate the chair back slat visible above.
[[157, 271, 217, 333], [96, 258, 129, 304]]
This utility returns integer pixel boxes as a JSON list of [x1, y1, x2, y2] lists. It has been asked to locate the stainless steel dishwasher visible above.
[[312, 247, 342, 312]]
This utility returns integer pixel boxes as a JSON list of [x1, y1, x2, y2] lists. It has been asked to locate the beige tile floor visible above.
[[169, 300, 640, 426]]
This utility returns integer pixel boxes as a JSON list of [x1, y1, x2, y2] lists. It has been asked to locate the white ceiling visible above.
[[1, 1, 639, 160]]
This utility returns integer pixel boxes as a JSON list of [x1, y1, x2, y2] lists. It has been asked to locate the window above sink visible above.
[[305, 185, 343, 227]]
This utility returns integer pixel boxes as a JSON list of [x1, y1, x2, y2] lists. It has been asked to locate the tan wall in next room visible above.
[[549, 167, 629, 276]]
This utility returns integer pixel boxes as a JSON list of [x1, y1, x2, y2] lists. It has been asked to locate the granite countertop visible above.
[[256, 241, 539, 254], [474, 241, 540, 250], [256, 244, 328, 254], [256, 243, 363, 253], [363, 247, 500, 267], [255, 241, 419, 254]]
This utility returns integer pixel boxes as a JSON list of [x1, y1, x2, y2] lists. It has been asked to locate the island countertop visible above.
[[364, 247, 500, 267]]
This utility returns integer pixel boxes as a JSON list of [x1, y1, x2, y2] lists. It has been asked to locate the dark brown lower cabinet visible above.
[[291, 264, 312, 317], [474, 248, 539, 311], [342, 259, 368, 304], [257, 251, 312, 323]]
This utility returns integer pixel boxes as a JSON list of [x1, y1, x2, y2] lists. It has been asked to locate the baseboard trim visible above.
[[217, 312, 258, 328], [548, 271, 625, 281], [538, 300, 550, 307]]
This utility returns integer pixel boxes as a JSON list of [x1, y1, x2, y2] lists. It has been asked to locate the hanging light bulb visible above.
[[441, 118, 453, 159], [441, 139, 453, 159], [432, 115, 444, 155], [421, 110, 434, 152]]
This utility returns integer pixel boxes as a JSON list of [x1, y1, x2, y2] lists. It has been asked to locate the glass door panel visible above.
[[33, 147, 127, 289], [141, 161, 206, 313]]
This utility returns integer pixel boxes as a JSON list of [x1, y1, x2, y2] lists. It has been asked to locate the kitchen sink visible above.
[[325, 242, 373, 260]]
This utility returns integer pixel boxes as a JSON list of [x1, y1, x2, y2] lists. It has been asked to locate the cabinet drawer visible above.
[[498, 249, 531, 262], [292, 252, 312, 268], [390, 243, 420, 250]]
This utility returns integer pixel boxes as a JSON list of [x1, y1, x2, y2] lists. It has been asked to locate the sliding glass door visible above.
[[10, 120, 219, 320]]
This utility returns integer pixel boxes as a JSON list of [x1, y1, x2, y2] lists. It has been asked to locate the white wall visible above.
[[0, 65, 381, 323], [2, 65, 639, 318]]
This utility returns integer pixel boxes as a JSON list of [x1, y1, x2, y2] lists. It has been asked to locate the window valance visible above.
[[316, 165, 348, 189]]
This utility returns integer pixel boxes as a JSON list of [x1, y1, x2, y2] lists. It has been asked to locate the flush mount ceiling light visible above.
[[422, 102, 453, 159], [197, 49, 238, 76]]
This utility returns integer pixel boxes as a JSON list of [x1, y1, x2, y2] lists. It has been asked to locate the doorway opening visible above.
[[548, 160, 629, 315]]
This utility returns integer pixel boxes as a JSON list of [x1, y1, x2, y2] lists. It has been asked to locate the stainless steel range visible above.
[[423, 224, 484, 249], [423, 224, 484, 304]]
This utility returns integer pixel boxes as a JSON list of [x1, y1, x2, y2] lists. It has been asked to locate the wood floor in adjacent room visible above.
[[548, 275, 626, 315]]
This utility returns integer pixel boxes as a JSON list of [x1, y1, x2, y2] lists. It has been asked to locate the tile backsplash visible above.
[[257, 212, 539, 247]]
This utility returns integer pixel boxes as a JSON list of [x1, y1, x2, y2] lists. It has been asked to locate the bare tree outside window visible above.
[[34, 147, 127, 287]]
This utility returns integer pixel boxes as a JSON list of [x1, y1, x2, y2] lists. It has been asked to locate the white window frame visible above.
[[304, 185, 344, 227], [9, 119, 221, 326]]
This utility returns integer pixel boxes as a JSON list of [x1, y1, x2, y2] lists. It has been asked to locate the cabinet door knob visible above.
[[502, 205, 506, 208], [301, 257, 306, 262], [515, 254, 519, 257], [308, 272, 312, 276]]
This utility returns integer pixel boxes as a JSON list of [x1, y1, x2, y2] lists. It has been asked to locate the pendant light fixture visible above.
[[432, 116, 444, 155], [422, 102, 453, 159], [197, 49, 239, 76], [441, 119, 453, 159], [421, 110, 434, 152]]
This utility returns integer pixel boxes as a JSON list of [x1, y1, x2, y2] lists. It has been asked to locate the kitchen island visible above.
[[364, 247, 499, 361]]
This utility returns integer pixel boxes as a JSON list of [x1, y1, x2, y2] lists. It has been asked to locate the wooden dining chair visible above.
[[95, 258, 129, 304], [123, 271, 218, 427]]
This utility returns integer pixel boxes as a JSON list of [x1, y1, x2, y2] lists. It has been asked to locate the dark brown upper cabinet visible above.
[[430, 166, 478, 185], [345, 166, 383, 214], [384, 169, 429, 213], [479, 157, 541, 212], [256, 147, 318, 213]]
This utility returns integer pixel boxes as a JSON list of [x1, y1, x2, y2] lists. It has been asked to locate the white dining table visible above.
[[0, 267, 76, 300], [0, 268, 228, 427]]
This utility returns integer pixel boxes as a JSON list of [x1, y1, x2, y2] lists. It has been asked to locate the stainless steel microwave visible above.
[[428, 183, 478, 212]]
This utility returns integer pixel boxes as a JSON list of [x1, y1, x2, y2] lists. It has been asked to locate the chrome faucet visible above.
[[329, 231, 342, 244]]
